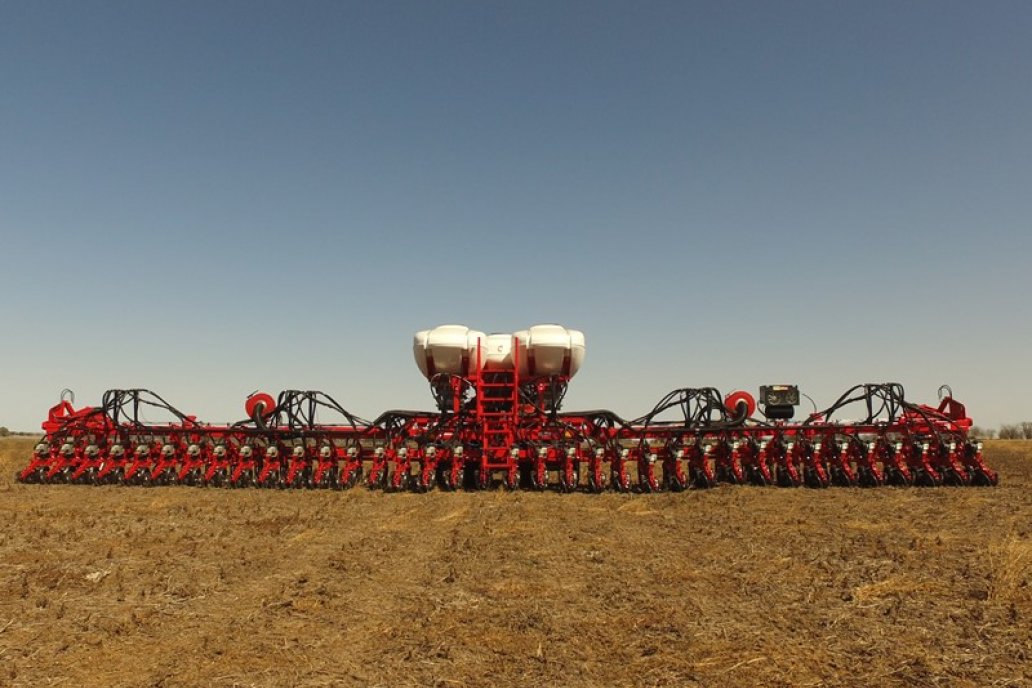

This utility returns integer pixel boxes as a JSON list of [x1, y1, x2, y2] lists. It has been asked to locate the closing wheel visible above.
[[415, 465, 435, 493], [532, 460, 547, 491], [715, 465, 738, 485], [750, 446, 775, 486], [612, 461, 631, 492], [559, 463, 579, 493], [775, 465, 802, 488], [663, 463, 686, 492], [970, 468, 998, 487], [717, 445, 744, 485], [438, 463, 457, 491], [503, 466, 518, 491], [435, 464, 450, 491], [856, 467, 883, 488], [941, 467, 970, 487], [367, 464, 388, 490], [234, 469, 253, 489], [638, 460, 659, 493], [391, 470, 411, 492], [691, 467, 715, 489], [588, 462, 606, 493], [745, 465, 770, 487], [804, 466, 831, 488], [829, 466, 856, 487], [914, 468, 941, 487], [665, 473, 686, 491], [883, 467, 911, 487]]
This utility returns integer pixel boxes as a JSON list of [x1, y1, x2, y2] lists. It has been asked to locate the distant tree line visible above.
[[970, 422, 1032, 440], [0, 427, 39, 437]]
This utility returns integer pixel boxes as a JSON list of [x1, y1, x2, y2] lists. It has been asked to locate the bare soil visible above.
[[0, 437, 1029, 687]]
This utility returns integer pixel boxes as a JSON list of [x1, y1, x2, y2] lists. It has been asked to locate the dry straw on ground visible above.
[[0, 437, 1029, 687]]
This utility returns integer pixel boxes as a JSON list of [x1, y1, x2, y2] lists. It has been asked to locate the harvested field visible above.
[[0, 437, 1029, 687]]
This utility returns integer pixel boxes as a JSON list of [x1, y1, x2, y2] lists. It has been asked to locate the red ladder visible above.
[[475, 337, 520, 469]]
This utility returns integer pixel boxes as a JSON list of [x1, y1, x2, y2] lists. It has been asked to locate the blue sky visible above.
[[1, 1, 1030, 430]]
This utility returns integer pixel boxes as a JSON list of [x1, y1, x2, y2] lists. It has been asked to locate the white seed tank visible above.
[[413, 325, 487, 378], [413, 324, 585, 379], [483, 333, 515, 371], [515, 324, 586, 378]]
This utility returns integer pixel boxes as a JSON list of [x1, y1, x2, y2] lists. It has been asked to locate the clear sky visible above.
[[1, 1, 1030, 431]]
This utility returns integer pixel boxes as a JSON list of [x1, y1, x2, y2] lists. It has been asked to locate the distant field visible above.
[[0, 437, 1029, 687]]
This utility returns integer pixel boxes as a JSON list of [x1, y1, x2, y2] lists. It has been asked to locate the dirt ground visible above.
[[0, 437, 1029, 687]]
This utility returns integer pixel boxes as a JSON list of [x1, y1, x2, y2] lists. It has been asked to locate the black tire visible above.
[[745, 466, 769, 487], [664, 467, 686, 492], [691, 468, 715, 489]]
